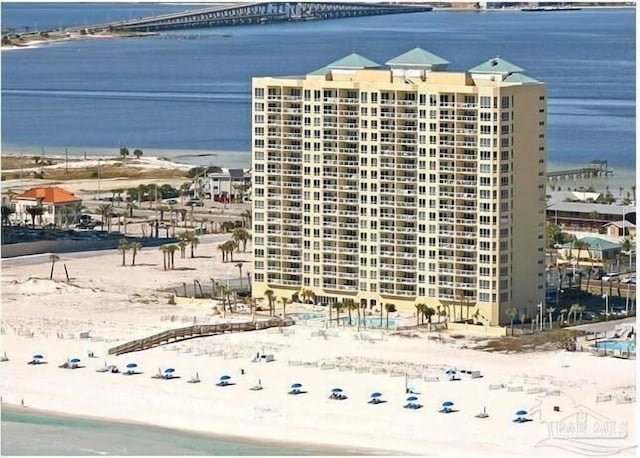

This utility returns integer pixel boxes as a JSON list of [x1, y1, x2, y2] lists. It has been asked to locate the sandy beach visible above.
[[1, 237, 636, 455]]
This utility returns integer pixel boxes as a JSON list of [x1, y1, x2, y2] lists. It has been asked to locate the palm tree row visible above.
[[117, 238, 142, 266], [217, 228, 252, 263]]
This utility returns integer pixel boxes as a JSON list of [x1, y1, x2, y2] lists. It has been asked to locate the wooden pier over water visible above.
[[108, 317, 294, 355], [88, 2, 432, 32], [547, 160, 613, 182]]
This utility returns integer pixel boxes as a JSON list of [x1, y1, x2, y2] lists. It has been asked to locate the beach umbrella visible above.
[[126, 363, 138, 369], [33, 354, 44, 359], [445, 368, 456, 374], [291, 383, 302, 388], [331, 388, 343, 393], [164, 368, 175, 373], [370, 392, 382, 398], [220, 375, 231, 381], [70, 358, 81, 364], [515, 410, 528, 416], [442, 401, 454, 407], [406, 396, 419, 402]]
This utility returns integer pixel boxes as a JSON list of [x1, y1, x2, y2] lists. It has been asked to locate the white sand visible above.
[[1, 238, 636, 455]]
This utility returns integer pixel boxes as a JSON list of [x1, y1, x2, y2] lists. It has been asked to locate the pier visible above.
[[87, 2, 432, 33], [547, 160, 613, 182], [108, 317, 294, 355]]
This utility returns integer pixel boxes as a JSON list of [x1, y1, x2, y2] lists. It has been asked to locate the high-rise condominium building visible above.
[[251, 48, 546, 325]]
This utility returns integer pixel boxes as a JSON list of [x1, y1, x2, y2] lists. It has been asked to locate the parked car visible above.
[[186, 199, 204, 207], [162, 198, 178, 205]]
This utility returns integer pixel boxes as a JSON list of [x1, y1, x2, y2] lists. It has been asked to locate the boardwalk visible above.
[[108, 317, 295, 355]]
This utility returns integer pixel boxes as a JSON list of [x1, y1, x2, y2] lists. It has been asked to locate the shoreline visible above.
[[1, 404, 387, 455]]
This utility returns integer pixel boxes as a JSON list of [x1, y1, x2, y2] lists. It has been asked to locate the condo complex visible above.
[[251, 47, 547, 326]]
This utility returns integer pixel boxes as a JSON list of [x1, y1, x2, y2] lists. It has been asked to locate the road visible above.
[[1, 233, 231, 267], [566, 316, 636, 333]]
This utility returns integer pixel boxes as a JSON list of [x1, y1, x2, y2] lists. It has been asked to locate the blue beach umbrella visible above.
[[445, 368, 456, 374], [516, 410, 528, 416], [331, 388, 343, 393], [70, 358, 81, 364], [126, 363, 138, 369], [164, 368, 175, 373], [442, 401, 454, 407], [406, 396, 419, 402], [291, 383, 302, 388], [220, 375, 231, 381], [370, 392, 382, 398], [33, 354, 44, 359]]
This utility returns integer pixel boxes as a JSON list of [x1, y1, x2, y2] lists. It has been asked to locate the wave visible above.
[[1, 88, 250, 103]]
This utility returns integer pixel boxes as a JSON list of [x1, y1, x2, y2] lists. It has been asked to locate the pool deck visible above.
[[565, 316, 635, 334]]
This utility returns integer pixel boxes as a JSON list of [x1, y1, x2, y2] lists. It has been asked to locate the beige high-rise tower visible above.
[[251, 48, 546, 326]]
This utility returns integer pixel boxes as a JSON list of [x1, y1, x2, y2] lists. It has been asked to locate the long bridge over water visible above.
[[88, 2, 432, 33]]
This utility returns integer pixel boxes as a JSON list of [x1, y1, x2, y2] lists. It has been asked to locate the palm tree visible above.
[[236, 262, 244, 290], [159, 245, 168, 271], [241, 209, 252, 228], [385, 303, 396, 328], [119, 147, 130, 159], [547, 307, 556, 330], [225, 240, 238, 262], [232, 228, 252, 252], [178, 240, 188, 258], [96, 204, 113, 232], [26, 205, 44, 227], [217, 243, 227, 263], [1, 204, 15, 226], [280, 296, 289, 318], [118, 238, 130, 266], [344, 299, 356, 326], [179, 182, 191, 205], [424, 306, 436, 325], [572, 240, 589, 270], [133, 149, 143, 160], [436, 305, 442, 323], [48, 253, 60, 279], [415, 303, 424, 326], [577, 305, 586, 323], [505, 307, 518, 335], [559, 308, 568, 326], [130, 242, 142, 266], [333, 301, 344, 326], [264, 289, 275, 317], [189, 235, 199, 258], [567, 304, 580, 324], [167, 244, 178, 269]]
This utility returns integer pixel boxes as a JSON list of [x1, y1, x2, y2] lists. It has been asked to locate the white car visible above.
[[161, 198, 178, 205]]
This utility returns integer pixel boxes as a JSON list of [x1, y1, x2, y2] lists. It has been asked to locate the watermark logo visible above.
[[532, 391, 636, 455]]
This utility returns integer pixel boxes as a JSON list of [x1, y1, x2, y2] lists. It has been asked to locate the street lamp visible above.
[[537, 302, 544, 331], [602, 294, 609, 321]]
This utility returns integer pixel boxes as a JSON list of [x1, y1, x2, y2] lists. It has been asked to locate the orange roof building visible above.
[[14, 186, 81, 204], [12, 186, 83, 227]]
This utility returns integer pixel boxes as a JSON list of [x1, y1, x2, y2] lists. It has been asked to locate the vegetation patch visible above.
[[478, 328, 584, 353]]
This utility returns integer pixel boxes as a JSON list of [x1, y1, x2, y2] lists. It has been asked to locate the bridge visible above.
[[92, 2, 432, 32], [108, 317, 294, 355]]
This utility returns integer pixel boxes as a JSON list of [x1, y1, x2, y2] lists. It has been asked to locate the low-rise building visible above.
[[546, 201, 636, 233], [558, 237, 622, 267], [604, 221, 636, 238], [195, 168, 251, 202], [11, 186, 82, 227]]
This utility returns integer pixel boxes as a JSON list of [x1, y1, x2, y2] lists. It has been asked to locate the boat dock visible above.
[[547, 160, 613, 181]]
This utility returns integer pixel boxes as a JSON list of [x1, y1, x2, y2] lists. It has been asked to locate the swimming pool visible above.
[[288, 312, 325, 321], [335, 316, 403, 328], [594, 340, 636, 352]]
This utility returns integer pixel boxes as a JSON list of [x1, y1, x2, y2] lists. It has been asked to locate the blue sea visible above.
[[0, 407, 366, 455], [0, 4, 636, 174]]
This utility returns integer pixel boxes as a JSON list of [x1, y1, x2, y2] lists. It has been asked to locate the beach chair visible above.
[[288, 389, 303, 395], [439, 407, 453, 414], [187, 373, 201, 384], [250, 384, 263, 391], [475, 407, 489, 418]]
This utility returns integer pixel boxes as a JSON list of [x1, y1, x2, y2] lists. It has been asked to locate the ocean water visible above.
[[0, 408, 365, 456], [0, 5, 636, 172]]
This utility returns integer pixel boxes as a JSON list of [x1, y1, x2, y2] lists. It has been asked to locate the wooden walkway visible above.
[[108, 317, 295, 356]]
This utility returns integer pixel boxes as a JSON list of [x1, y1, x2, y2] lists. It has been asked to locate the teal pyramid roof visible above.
[[386, 47, 450, 67], [325, 53, 381, 70], [503, 72, 539, 84], [561, 237, 621, 251], [469, 57, 524, 74]]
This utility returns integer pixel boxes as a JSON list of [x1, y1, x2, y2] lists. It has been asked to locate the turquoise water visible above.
[[288, 312, 324, 321], [594, 340, 636, 352], [0, 408, 368, 456], [335, 317, 403, 329]]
